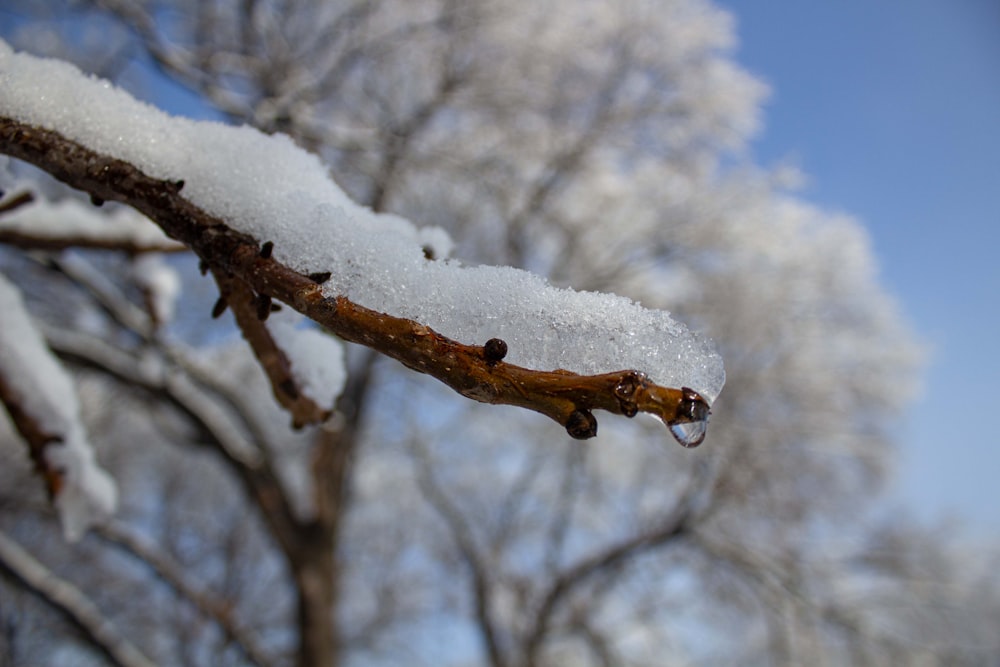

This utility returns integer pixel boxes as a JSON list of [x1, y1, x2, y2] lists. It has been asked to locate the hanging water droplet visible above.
[[664, 387, 710, 448], [669, 420, 707, 448]]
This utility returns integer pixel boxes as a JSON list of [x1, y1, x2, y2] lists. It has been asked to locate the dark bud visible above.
[[422, 245, 436, 260], [483, 337, 508, 363], [259, 241, 274, 259], [89, 194, 104, 207], [255, 293, 272, 321], [211, 296, 228, 318], [173, 179, 185, 192], [566, 409, 598, 440], [308, 271, 332, 285], [279, 378, 300, 400], [270, 303, 282, 312]]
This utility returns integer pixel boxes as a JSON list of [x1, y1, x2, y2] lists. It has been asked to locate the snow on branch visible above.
[[0, 42, 724, 444], [0, 190, 186, 253], [0, 274, 117, 540]]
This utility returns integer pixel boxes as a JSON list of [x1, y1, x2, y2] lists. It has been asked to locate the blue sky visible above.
[[717, 0, 1000, 535]]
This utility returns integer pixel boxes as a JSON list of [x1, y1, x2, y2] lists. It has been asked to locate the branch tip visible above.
[[211, 295, 229, 318]]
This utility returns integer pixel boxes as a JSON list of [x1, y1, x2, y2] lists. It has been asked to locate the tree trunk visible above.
[[294, 536, 338, 667], [292, 352, 376, 666]]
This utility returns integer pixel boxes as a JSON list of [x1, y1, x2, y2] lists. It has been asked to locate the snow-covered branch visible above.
[[0, 119, 713, 443], [0, 191, 186, 253], [0, 42, 723, 443], [0, 274, 117, 541]]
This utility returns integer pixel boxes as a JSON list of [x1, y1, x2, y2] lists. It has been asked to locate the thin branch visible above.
[[43, 252, 155, 340], [522, 502, 692, 666], [409, 438, 507, 667], [42, 326, 303, 555], [0, 368, 63, 499], [212, 269, 330, 428], [94, 519, 274, 667], [0, 229, 186, 253], [0, 117, 710, 440], [0, 190, 35, 214], [0, 530, 158, 667]]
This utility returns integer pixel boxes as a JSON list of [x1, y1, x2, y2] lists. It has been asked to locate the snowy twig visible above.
[[0, 189, 34, 214], [0, 190, 186, 253], [212, 269, 331, 428], [0, 530, 158, 667], [0, 225, 186, 253], [43, 326, 305, 554], [0, 368, 64, 497], [0, 117, 710, 440]]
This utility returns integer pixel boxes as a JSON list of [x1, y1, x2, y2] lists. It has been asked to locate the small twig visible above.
[[212, 270, 330, 428], [0, 190, 35, 215], [0, 228, 187, 253], [95, 520, 274, 667]]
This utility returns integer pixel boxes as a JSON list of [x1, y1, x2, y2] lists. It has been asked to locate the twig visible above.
[[0, 530, 158, 667], [95, 519, 274, 667], [522, 502, 691, 666], [0, 117, 710, 439], [212, 269, 330, 428], [0, 190, 35, 214]]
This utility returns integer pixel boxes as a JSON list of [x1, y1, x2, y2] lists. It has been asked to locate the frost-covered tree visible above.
[[1, 2, 996, 667]]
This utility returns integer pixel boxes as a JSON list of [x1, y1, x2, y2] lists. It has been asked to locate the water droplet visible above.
[[669, 420, 707, 448], [665, 387, 710, 448]]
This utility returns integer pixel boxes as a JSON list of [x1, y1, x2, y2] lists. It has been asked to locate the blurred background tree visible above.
[[1, 0, 998, 666]]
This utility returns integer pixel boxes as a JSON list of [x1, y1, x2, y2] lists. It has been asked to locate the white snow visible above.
[[0, 41, 725, 402], [130, 253, 181, 324], [266, 309, 347, 411], [0, 273, 118, 540]]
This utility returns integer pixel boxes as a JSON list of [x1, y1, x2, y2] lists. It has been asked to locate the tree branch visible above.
[[42, 326, 303, 556], [212, 269, 330, 428], [0, 117, 710, 441], [409, 437, 507, 667], [0, 530, 157, 667], [94, 520, 274, 667], [522, 502, 691, 666]]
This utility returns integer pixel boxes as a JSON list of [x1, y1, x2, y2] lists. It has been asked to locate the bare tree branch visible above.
[[42, 326, 303, 555], [409, 437, 508, 667], [0, 530, 158, 667], [94, 519, 275, 667], [0, 117, 710, 442], [522, 502, 691, 666]]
